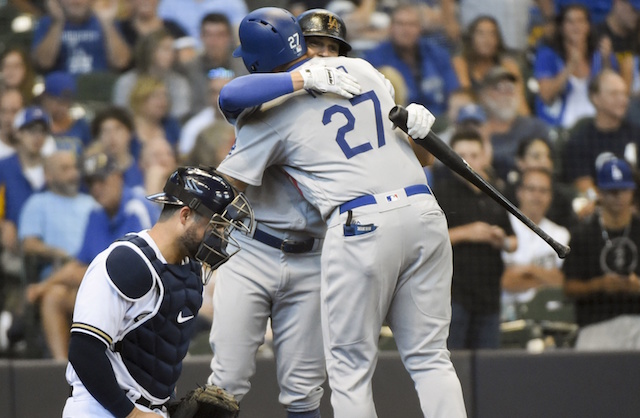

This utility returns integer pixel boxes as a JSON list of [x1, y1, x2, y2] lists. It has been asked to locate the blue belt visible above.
[[253, 227, 317, 253], [339, 184, 431, 214]]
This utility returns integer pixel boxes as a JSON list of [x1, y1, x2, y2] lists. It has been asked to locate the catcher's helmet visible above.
[[233, 7, 306, 73], [147, 167, 253, 274], [297, 9, 351, 56]]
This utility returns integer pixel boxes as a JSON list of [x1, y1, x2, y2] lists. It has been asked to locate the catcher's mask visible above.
[[147, 166, 253, 282]]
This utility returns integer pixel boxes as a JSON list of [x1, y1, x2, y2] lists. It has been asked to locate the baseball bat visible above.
[[389, 105, 571, 259]]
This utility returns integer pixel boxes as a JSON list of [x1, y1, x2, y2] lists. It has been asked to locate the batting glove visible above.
[[406, 103, 436, 139], [300, 66, 361, 98]]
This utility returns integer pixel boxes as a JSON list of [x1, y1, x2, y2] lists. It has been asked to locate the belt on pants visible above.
[[339, 184, 432, 214], [68, 386, 166, 410], [253, 226, 318, 254]]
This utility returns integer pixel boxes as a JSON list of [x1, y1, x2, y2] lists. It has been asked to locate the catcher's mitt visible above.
[[167, 384, 240, 418]]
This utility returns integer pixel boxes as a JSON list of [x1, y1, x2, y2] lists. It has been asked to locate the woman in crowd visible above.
[[128, 75, 180, 158], [113, 28, 191, 120], [534, 4, 619, 129], [0, 47, 37, 103], [452, 15, 529, 115]]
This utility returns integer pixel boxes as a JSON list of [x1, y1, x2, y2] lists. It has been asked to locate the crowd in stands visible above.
[[1, 0, 640, 358]]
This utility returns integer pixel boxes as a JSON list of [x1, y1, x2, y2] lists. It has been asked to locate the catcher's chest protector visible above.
[[114, 235, 203, 399]]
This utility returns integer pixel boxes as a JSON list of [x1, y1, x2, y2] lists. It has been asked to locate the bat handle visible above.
[[389, 105, 409, 134]]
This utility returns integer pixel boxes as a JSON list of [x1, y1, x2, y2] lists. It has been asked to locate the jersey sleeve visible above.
[[31, 16, 52, 51], [217, 112, 288, 187], [71, 254, 132, 347], [218, 73, 294, 121]]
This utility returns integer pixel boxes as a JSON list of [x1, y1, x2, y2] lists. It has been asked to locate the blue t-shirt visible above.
[[364, 38, 459, 116], [533, 44, 618, 127], [76, 187, 158, 265], [18, 191, 96, 279], [32, 15, 113, 74], [0, 154, 45, 224]]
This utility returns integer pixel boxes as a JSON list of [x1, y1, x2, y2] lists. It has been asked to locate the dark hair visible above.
[[516, 167, 554, 190], [91, 106, 134, 138], [450, 126, 484, 148], [550, 4, 595, 62], [516, 137, 553, 160], [0, 46, 36, 102], [134, 28, 173, 73], [200, 13, 231, 31], [462, 16, 506, 66]]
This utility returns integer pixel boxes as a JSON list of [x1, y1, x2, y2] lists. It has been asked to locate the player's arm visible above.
[[218, 66, 360, 120], [218, 173, 248, 193], [68, 332, 140, 417]]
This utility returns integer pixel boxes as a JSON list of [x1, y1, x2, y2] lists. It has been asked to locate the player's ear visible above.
[[179, 206, 192, 225]]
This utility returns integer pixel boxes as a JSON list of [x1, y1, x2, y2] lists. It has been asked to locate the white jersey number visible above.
[[321, 90, 385, 159]]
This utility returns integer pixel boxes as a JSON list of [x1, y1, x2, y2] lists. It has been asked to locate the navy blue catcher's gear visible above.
[[233, 7, 306, 73], [297, 9, 352, 56]]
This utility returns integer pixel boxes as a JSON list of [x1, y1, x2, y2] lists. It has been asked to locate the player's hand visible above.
[[125, 406, 163, 417], [405, 103, 435, 140], [300, 66, 361, 98]]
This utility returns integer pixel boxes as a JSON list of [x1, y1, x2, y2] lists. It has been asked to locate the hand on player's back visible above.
[[300, 64, 361, 98], [125, 406, 163, 417]]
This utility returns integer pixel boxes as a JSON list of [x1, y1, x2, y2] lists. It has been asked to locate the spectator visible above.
[[500, 168, 570, 321], [458, 0, 535, 51], [138, 137, 176, 196], [563, 157, 640, 350], [178, 67, 232, 158], [128, 75, 181, 150], [38, 71, 91, 152], [182, 119, 235, 167], [506, 137, 578, 229], [0, 107, 50, 260], [19, 150, 94, 280], [117, 0, 196, 65], [364, 4, 459, 117], [156, 0, 248, 46], [0, 46, 37, 103], [432, 127, 516, 349], [0, 88, 23, 159], [452, 15, 529, 115], [533, 4, 619, 129], [19, 150, 94, 360], [31, 0, 131, 74], [561, 69, 640, 195], [90, 106, 144, 191], [25, 152, 157, 359], [595, 0, 640, 90], [478, 66, 552, 181], [113, 28, 192, 120], [181, 13, 247, 114]]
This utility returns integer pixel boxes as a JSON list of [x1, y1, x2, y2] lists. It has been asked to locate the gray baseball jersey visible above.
[[218, 56, 466, 418]]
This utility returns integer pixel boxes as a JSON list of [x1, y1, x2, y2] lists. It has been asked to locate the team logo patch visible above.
[[386, 193, 399, 202]]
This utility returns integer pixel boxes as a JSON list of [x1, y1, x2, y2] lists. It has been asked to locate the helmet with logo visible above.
[[147, 166, 253, 275], [297, 9, 351, 56], [233, 7, 306, 73]]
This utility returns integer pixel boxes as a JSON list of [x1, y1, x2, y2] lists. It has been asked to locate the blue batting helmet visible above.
[[233, 7, 307, 73]]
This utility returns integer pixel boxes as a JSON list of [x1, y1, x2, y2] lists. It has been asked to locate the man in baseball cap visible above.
[[13, 106, 51, 132], [564, 155, 640, 350], [40, 71, 91, 149]]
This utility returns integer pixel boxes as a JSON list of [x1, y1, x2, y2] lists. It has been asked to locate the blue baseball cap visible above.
[[456, 104, 487, 124], [13, 106, 51, 131], [597, 157, 636, 190], [44, 71, 77, 99]]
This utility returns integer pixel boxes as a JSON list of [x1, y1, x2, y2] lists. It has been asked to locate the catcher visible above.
[[62, 167, 248, 418]]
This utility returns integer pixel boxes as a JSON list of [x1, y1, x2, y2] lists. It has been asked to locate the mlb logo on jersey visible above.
[[386, 193, 399, 202]]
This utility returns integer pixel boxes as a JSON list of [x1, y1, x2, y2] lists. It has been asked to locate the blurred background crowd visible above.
[[1, 0, 640, 359]]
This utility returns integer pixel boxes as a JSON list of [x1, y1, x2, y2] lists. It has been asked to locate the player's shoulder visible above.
[[104, 240, 155, 300]]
